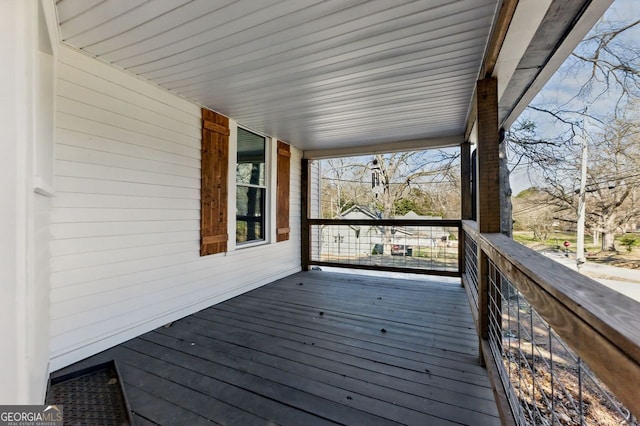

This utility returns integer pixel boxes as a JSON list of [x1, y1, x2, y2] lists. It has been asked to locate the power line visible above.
[[586, 171, 640, 186], [321, 177, 457, 185], [513, 204, 550, 215]]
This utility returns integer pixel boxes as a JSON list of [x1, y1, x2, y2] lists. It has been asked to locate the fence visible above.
[[306, 219, 461, 276]]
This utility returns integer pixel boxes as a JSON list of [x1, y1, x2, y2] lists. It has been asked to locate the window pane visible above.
[[236, 186, 265, 243], [237, 128, 265, 186]]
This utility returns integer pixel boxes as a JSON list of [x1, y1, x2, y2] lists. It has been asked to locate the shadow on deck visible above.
[[53, 271, 500, 425]]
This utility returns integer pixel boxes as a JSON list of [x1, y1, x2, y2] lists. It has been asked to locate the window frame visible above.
[[235, 126, 271, 248]]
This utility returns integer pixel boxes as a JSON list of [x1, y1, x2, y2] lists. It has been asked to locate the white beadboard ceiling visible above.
[[57, 0, 498, 150], [56, 0, 501, 151]]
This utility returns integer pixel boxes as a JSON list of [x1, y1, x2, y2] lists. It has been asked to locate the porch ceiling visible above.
[[55, 0, 607, 154]]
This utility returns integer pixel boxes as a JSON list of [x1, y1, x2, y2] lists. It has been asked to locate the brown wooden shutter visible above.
[[276, 140, 291, 242], [201, 109, 229, 256]]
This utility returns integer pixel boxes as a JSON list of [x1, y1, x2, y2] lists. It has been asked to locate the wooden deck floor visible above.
[[53, 271, 500, 425]]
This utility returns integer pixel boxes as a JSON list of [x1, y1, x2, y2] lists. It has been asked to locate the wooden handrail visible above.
[[462, 219, 478, 240], [479, 232, 640, 416], [308, 218, 462, 227]]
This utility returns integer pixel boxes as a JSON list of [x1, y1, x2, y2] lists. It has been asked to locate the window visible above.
[[200, 109, 289, 255], [236, 128, 267, 244]]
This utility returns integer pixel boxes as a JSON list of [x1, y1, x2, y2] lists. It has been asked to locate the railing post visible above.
[[457, 223, 464, 278], [301, 158, 311, 271], [476, 77, 501, 357], [461, 142, 472, 221]]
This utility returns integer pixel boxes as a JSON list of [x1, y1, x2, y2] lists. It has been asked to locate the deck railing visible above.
[[462, 225, 479, 314], [306, 219, 461, 276], [461, 220, 640, 425], [302, 217, 640, 423]]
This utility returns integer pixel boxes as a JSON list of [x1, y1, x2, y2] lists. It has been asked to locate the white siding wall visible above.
[[50, 46, 301, 370], [310, 160, 321, 218], [309, 160, 322, 259]]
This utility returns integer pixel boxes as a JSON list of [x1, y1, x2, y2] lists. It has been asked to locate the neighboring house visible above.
[[321, 206, 383, 257], [399, 211, 451, 248], [400, 211, 441, 221], [321, 206, 436, 257]]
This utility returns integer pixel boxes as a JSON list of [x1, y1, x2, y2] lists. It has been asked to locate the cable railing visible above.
[[461, 224, 640, 425], [487, 258, 636, 425], [307, 219, 461, 276], [462, 221, 479, 314]]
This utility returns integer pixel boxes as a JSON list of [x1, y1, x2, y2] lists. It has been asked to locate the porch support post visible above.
[[459, 142, 472, 280], [301, 159, 311, 271], [0, 0, 55, 403], [476, 77, 500, 346], [461, 142, 472, 220]]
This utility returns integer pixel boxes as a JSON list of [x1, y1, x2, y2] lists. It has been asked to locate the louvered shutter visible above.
[[200, 109, 229, 256], [276, 141, 291, 242]]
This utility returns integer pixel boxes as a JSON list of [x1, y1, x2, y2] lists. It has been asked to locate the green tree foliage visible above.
[[391, 190, 444, 216], [620, 235, 639, 252], [392, 199, 417, 216]]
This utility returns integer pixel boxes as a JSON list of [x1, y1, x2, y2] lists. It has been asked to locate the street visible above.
[[543, 251, 640, 303]]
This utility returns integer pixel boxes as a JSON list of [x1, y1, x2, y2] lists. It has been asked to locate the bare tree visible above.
[[517, 115, 640, 252], [367, 151, 460, 253], [320, 158, 369, 218], [414, 175, 461, 219], [370, 151, 459, 218], [508, 14, 640, 178], [512, 189, 559, 244], [320, 150, 461, 254], [584, 116, 640, 250], [506, 12, 640, 249], [569, 17, 640, 112]]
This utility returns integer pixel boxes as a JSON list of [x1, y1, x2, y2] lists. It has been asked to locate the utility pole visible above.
[[576, 124, 588, 271]]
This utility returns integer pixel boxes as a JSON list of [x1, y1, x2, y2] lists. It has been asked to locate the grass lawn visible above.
[[513, 231, 640, 269]]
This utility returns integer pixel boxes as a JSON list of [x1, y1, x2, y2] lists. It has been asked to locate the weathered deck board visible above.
[[52, 271, 500, 425]]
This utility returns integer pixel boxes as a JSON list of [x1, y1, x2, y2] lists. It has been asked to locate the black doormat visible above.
[[46, 360, 132, 426]]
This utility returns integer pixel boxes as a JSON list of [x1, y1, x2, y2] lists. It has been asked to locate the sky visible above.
[[508, 0, 640, 195]]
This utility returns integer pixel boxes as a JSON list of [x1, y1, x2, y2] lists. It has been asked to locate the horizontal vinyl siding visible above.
[[50, 46, 301, 370], [309, 160, 320, 219]]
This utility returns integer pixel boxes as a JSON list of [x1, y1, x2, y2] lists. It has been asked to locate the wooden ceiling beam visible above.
[[465, 0, 519, 142], [303, 135, 463, 159], [482, 0, 520, 78]]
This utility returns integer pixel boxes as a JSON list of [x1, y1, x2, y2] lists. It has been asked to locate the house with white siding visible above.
[[2, 1, 638, 424], [322, 206, 378, 258], [321, 206, 422, 258]]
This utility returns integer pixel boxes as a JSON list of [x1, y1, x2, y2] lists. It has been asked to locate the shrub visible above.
[[619, 235, 639, 252]]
